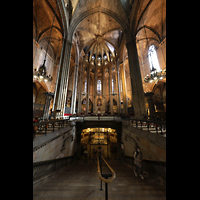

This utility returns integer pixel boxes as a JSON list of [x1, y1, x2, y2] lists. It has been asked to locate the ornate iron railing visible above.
[[33, 119, 70, 138]]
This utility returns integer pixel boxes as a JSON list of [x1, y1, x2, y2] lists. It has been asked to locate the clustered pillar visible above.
[[126, 39, 146, 118], [53, 39, 72, 118]]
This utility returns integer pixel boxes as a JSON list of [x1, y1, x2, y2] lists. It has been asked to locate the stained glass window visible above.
[[97, 80, 101, 91], [112, 79, 114, 93], [84, 79, 87, 93], [148, 45, 160, 71]]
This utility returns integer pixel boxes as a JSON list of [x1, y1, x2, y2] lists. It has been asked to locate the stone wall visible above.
[[33, 122, 76, 162], [33, 120, 166, 163], [121, 121, 166, 162]]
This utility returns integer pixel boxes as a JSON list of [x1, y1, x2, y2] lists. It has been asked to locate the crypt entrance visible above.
[[81, 127, 118, 159], [76, 120, 122, 160]]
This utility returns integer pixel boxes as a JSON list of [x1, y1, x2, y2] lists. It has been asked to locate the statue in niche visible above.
[[83, 99, 86, 104], [97, 98, 102, 106]]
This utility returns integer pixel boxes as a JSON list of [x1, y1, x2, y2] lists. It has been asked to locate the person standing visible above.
[[133, 147, 144, 179]]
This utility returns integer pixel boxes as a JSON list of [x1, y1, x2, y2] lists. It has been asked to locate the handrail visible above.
[[33, 128, 72, 151], [97, 155, 116, 183], [130, 118, 166, 127], [130, 118, 166, 135], [33, 118, 69, 127], [33, 118, 70, 138]]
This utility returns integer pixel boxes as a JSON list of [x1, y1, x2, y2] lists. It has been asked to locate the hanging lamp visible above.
[[33, 0, 58, 83]]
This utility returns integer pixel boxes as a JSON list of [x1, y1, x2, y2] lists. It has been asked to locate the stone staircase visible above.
[[33, 159, 166, 200]]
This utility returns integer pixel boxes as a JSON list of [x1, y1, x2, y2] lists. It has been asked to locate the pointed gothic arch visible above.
[[67, 7, 132, 43]]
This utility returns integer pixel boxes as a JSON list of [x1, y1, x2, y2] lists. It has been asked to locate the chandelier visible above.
[[144, 67, 166, 84], [33, 0, 58, 83], [137, 3, 166, 85], [33, 62, 53, 82]]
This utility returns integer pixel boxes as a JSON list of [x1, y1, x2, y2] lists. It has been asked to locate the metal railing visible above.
[[75, 115, 122, 121], [130, 118, 166, 135], [33, 119, 70, 138], [97, 155, 116, 200]]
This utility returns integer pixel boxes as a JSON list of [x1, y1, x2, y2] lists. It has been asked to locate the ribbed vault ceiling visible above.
[[75, 12, 123, 66]]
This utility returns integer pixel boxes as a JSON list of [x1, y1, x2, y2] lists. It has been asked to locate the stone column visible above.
[[102, 66, 106, 113], [109, 64, 113, 115], [93, 65, 97, 114], [116, 59, 121, 114], [54, 40, 72, 118], [145, 92, 155, 117], [71, 63, 79, 114], [86, 64, 90, 114], [77, 61, 83, 114], [121, 63, 128, 115], [43, 92, 54, 120], [126, 39, 146, 118], [52, 38, 66, 113]]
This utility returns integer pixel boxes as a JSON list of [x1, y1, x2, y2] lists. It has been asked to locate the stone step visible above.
[[33, 160, 166, 200]]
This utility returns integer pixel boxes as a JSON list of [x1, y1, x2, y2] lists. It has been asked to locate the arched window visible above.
[[84, 79, 87, 93], [97, 80, 101, 95], [148, 45, 160, 72], [97, 80, 101, 91], [112, 79, 114, 93]]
